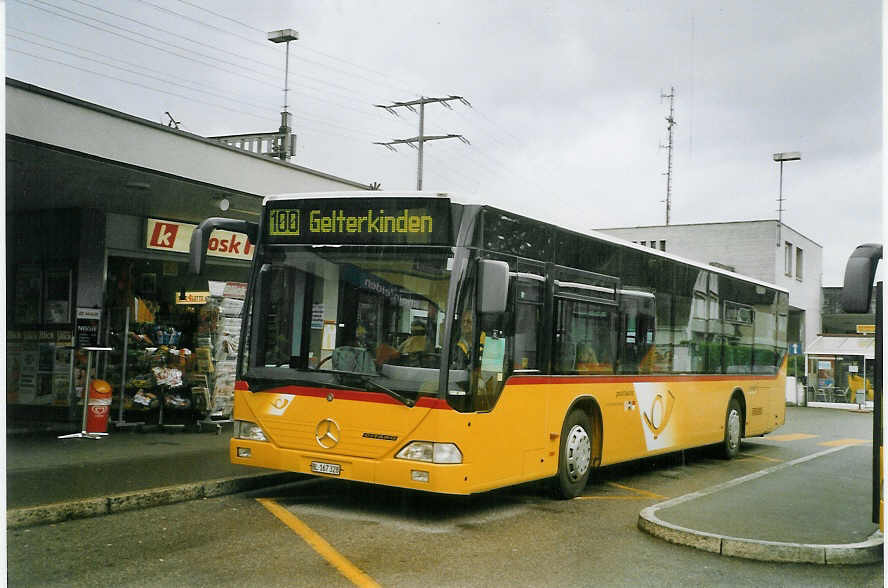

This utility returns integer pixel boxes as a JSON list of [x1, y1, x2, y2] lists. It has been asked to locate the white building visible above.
[[598, 220, 822, 349]]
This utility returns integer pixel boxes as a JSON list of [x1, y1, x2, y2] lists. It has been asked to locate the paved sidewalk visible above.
[[638, 442, 883, 565], [6, 425, 301, 528]]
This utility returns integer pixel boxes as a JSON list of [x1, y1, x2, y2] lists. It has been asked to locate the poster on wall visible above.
[[17, 372, 37, 404], [38, 342, 55, 372], [7, 342, 23, 403], [53, 374, 71, 405], [14, 266, 42, 324], [44, 269, 72, 324]]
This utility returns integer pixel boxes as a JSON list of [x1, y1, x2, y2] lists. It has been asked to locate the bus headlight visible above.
[[396, 442, 462, 464], [234, 420, 268, 441]]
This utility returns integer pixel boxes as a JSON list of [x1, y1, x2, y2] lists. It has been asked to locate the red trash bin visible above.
[[85, 379, 113, 434]]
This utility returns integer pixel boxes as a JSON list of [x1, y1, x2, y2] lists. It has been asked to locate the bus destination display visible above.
[[266, 198, 452, 245]]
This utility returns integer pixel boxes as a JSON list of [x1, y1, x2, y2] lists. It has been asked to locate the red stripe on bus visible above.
[[250, 384, 451, 410], [506, 373, 779, 386]]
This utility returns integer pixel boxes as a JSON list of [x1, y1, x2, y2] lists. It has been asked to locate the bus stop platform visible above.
[[638, 442, 883, 565]]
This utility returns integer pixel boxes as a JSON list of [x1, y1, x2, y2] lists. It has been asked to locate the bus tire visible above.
[[551, 409, 593, 499], [721, 398, 743, 459]]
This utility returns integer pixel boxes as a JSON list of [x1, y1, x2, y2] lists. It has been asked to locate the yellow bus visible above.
[[190, 193, 788, 498]]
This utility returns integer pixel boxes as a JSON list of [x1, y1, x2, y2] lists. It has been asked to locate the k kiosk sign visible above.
[[146, 218, 255, 261]]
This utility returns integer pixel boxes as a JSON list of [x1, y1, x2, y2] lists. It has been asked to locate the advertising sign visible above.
[[75, 308, 101, 349], [146, 218, 254, 261]]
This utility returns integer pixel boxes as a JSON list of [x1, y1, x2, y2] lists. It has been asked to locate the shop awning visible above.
[[805, 335, 875, 359]]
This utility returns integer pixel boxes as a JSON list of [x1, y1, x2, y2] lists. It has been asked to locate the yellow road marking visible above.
[[257, 498, 380, 588], [577, 482, 667, 501], [818, 438, 872, 447], [767, 433, 818, 442], [738, 453, 782, 463]]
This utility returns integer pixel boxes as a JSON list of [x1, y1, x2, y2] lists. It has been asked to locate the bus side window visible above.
[[513, 275, 543, 371], [618, 291, 656, 375], [554, 299, 615, 375]]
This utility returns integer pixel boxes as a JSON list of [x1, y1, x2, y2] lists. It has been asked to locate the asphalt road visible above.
[[7, 407, 884, 587]]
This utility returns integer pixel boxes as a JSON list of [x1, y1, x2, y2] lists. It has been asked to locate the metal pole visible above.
[[79, 352, 93, 434], [417, 98, 425, 190], [117, 306, 130, 423], [283, 40, 290, 115], [873, 281, 882, 524], [777, 160, 784, 247]]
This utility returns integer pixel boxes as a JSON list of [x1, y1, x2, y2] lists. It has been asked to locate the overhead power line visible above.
[[374, 95, 471, 190]]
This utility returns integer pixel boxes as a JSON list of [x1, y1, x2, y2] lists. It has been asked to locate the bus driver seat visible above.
[[331, 346, 377, 374]]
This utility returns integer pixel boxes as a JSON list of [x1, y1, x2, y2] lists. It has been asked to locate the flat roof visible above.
[[598, 219, 822, 249], [6, 77, 370, 190]]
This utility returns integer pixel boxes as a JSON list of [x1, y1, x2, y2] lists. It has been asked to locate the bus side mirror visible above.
[[479, 259, 509, 314], [189, 218, 259, 275], [840, 243, 882, 313]]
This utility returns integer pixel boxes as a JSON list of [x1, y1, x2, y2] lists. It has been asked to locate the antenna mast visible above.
[[660, 87, 677, 225]]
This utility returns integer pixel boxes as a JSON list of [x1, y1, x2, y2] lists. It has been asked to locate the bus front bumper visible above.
[[230, 439, 472, 495]]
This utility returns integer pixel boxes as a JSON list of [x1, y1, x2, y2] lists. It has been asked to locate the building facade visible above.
[[6, 78, 370, 429], [597, 220, 823, 353]]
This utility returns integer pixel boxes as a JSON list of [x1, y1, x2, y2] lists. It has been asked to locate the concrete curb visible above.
[[7, 472, 301, 529], [637, 446, 884, 565], [639, 509, 883, 565]]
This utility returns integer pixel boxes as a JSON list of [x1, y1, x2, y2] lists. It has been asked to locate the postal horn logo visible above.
[[642, 390, 675, 439], [315, 418, 341, 449]]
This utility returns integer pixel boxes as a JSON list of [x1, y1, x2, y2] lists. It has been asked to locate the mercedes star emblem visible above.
[[315, 418, 341, 449]]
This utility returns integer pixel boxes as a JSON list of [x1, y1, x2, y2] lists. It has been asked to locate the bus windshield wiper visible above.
[[361, 376, 416, 407], [314, 368, 415, 407]]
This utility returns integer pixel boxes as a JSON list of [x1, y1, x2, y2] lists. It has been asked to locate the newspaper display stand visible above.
[[194, 281, 244, 433]]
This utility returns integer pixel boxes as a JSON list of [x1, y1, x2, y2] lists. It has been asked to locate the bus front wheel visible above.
[[551, 409, 593, 499], [721, 398, 743, 459]]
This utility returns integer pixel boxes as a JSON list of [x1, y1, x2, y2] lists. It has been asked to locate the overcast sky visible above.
[[6, 0, 883, 285]]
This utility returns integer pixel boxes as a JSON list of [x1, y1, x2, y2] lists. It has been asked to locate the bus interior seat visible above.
[[332, 346, 377, 374]]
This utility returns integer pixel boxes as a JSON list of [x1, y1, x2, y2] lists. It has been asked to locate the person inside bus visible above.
[[453, 312, 478, 370], [398, 319, 432, 354]]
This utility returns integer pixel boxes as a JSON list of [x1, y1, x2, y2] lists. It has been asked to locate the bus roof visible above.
[[262, 190, 788, 295]]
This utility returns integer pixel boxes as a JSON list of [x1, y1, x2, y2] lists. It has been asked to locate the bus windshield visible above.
[[247, 245, 453, 400]]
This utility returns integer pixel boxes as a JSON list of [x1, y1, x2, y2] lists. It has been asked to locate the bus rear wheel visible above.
[[551, 409, 593, 499], [721, 398, 743, 459]]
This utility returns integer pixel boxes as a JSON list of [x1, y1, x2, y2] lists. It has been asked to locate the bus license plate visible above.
[[310, 461, 341, 476]]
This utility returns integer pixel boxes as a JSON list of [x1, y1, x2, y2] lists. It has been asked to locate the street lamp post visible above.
[[268, 28, 299, 160], [773, 151, 801, 247]]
